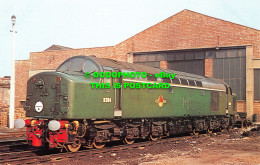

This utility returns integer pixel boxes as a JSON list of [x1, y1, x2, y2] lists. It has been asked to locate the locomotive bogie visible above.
[[21, 115, 235, 152]]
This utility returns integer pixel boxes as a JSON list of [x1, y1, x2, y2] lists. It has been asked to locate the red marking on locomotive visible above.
[[155, 95, 167, 107], [159, 96, 164, 102], [48, 120, 68, 148], [25, 119, 69, 148]]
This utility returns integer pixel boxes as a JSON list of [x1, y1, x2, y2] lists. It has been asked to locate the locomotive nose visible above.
[[25, 72, 69, 118]]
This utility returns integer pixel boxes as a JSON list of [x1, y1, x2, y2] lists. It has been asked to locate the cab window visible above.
[[83, 60, 99, 73], [57, 60, 70, 72], [70, 58, 85, 72], [83, 60, 100, 82]]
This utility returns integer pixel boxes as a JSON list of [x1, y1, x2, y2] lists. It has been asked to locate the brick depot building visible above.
[[13, 9, 260, 124], [0, 76, 10, 127]]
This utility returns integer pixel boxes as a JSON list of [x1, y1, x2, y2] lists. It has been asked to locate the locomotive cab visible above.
[[15, 56, 122, 151], [24, 56, 105, 119]]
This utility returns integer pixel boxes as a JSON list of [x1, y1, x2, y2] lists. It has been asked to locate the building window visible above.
[[254, 69, 260, 100], [213, 57, 246, 100]]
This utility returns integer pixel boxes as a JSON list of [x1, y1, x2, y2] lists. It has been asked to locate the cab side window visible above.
[[103, 70, 112, 85]]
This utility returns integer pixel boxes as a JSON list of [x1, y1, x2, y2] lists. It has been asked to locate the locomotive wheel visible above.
[[207, 129, 213, 134], [67, 142, 81, 152], [219, 127, 224, 132], [85, 143, 94, 149], [92, 141, 105, 149], [123, 137, 135, 145], [149, 134, 158, 141], [192, 129, 199, 136], [227, 125, 233, 132]]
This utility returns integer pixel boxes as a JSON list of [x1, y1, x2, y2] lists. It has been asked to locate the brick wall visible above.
[[0, 77, 10, 127], [13, 9, 260, 122], [113, 10, 260, 59], [0, 87, 9, 108], [253, 102, 260, 119], [0, 110, 8, 127], [29, 46, 114, 70], [237, 102, 246, 113], [15, 60, 30, 108], [205, 58, 213, 77], [0, 62, 29, 127], [160, 61, 168, 69], [26, 10, 260, 75], [0, 77, 10, 107]]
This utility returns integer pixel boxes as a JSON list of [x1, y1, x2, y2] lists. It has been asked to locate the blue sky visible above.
[[0, 0, 259, 77]]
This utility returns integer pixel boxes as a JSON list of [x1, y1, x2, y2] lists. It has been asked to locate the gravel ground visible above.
[[50, 127, 260, 165]]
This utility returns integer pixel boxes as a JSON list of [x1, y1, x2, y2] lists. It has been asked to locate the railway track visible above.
[[0, 131, 27, 153], [0, 131, 26, 139], [2, 127, 256, 165], [0, 131, 26, 144], [0, 139, 33, 153], [0, 133, 201, 165]]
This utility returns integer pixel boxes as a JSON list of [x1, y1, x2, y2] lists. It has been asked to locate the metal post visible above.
[[9, 15, 16, 129]]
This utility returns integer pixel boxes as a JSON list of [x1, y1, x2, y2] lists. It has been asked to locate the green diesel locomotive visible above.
[[15, 55, 237, 152]]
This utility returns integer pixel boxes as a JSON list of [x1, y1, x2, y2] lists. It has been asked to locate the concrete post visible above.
[[9, 15, 16, 129], [127, 53, 134, 63], [246, 45, 254, 121]]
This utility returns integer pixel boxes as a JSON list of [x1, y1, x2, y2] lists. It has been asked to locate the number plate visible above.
[[103, 97, 112, 103]]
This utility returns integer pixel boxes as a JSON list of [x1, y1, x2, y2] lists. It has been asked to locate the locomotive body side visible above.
[[120, 79, 233, 118]]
